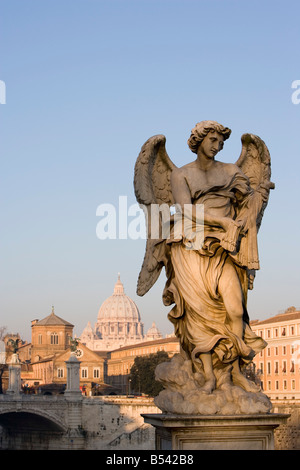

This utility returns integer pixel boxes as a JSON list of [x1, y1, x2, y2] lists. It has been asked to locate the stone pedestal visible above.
[[7, 353, 22, 395], [142, 413, 289, 450], [64, 354, 84, 448], [64, 354, 82, 400]]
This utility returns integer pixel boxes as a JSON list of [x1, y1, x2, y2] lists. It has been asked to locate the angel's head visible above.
[[187, 120, 231, 154]]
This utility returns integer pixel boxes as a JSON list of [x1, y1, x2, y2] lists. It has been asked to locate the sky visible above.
[[0, 0, 300, 342]]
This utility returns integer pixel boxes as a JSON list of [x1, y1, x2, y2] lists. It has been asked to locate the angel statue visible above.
[[134, 120, 275, 411]]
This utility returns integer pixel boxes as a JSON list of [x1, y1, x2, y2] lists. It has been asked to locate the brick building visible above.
[[30, 307, 74, 361], [14, 308, 113, 395]]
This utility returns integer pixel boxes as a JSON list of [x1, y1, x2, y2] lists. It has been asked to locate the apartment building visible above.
[[251, 307, 300, 399]]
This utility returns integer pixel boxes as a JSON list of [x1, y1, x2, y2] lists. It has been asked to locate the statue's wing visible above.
[[134, 135, 176, 296], [235, 133, 275, 232], [232, 134, 275, 284]]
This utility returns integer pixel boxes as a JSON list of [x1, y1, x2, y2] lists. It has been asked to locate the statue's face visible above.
[[198, 131, 224, 159]]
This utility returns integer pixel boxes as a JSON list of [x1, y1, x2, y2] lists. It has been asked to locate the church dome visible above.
[[146, 322, 163, 340], [80, 321, 94, 343], [97, 274, 141, 323]]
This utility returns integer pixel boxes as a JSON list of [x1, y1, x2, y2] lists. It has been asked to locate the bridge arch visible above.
[[0, 409, 68, 450], [0, 409, 67, 433]]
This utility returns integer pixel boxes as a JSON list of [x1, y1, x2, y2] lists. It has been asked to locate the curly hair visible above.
[[187, 120, 232, 154]]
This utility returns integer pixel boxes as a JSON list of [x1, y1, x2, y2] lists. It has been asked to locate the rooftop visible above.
[[109, 335, 179, 355], [251, 307, 300, 326], [32, 307, 74, 328]]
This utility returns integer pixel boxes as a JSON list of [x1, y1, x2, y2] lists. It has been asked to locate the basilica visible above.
[[80, 274, 163, 351]]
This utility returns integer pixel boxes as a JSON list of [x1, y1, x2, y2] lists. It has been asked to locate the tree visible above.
[[129, 351, 170, 397], [0, 326, 7, 394]]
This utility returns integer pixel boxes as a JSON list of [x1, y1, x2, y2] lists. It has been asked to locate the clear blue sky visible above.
[[1, 0, 300, 341]]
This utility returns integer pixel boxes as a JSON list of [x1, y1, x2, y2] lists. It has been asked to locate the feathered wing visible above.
[[236, 133, 275, 230], [234, 133, 275, 283], [134, 135, 177, 296]]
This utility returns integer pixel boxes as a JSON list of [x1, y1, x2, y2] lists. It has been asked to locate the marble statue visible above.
[[134, 121, 275, 415], [69, 337, 79, 353]]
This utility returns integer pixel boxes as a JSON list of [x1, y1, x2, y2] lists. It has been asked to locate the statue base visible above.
[[142, 413, 289, 450]]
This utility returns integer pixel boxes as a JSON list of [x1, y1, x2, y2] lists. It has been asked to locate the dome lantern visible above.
[[114, 273, 125, 295]]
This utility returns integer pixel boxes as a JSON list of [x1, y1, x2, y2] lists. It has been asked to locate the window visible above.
[[57, 368, 64, 378], [283, 380, 287, 390], [267, 362, 271, 374], [93, 368, 100, 379], [267, 329, 271, 338], [275, 347, 278, 356], [282, 327, 286, 336], [38, 334, 42, 345], [51, 333, 58, 344], [267, 347, 271, 356], [275, 381, 279, 390], [291, 361, 295, 373], [292, 380, 295, 390], [275, 328, 278, 337], [275, 362, 279, 374], [267, 381, 271, 390], [282, 361, 287, 373], [291, 326, 295, 335], [283, 346, 286, 355], [81, 368, 88, 378]]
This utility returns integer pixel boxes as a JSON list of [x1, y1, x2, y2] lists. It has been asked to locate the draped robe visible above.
[[161, 163, 267, 369]]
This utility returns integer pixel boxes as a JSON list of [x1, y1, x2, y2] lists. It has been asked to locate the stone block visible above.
[[142, 413, 289, 450]]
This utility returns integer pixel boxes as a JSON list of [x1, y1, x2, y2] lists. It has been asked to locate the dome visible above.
[[83, 321, 93, 333], [146, 322, 163, 340], [97, 274, 141, 323], [80, 321, 95, 343]]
